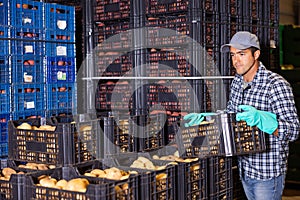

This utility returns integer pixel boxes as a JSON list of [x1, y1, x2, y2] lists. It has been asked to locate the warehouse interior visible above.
[[0, 0, 300, 199]]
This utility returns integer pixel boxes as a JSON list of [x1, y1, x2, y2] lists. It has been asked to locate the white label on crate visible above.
[[56, 46, 67, 56], [57, 71, 66, 80], [57, 20, 67, 30], [23, 17, 32, 24], [26, 101, 35, 109], [24, 72, 33, 83], [24, 45, 34, 53]]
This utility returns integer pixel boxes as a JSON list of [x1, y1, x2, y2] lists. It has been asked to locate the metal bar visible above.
[[81, 76, 235, 80]]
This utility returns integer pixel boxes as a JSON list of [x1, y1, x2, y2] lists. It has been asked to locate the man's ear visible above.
[[254, 50, 260, 60]]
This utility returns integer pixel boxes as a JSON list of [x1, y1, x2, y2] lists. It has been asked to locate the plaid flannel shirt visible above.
[[227, 62, 300, 180]]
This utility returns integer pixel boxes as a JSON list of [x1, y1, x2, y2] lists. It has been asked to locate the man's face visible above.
[[229, 47, 256, 76]]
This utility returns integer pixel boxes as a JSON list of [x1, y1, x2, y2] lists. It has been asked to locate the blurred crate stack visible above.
[[144, 0, 196, 143], [0, 0, 76, 158], [9, 0, 46, 120], [93, 0, 133, 114], [0, 0, 9, 158], [44, 3, 76, 117]]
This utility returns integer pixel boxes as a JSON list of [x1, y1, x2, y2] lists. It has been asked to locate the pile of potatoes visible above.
[[18, 162, 56, 170], [0, 167, 24, 181], [17, 122, 56, 131], [152, 151, 199, 163], [129, 156, 171, 171], [84, 167, 130, 181], [37, 175, 89, 193]]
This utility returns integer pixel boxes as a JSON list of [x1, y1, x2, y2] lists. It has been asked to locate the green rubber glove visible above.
[[183, 113, 216, 127], [236, 105, 278, 134]]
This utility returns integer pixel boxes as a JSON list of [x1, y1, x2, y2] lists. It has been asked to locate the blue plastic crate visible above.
[[12, 83, 45, 112], [0, 56, 9, 84], [0, 142, 8, 158], [11, 40, 44, 55], [45, 109, 73, 117], [10, 27, 43, 40], [0, 38, 8, 56], [0, 84, 10, 114], [0, 0, 8, 26], [45, 29, 75, 43], [0, 26, 8, 39], [45, 3, 75, 32], [0, 113, 10, 143], [46, 57, 75, 83], [45, 42, 75, 57], [46, 82, 75, 111], [12, 109, 45, 120], [10, 0, 43, 29], [11, 55, 44, 83]]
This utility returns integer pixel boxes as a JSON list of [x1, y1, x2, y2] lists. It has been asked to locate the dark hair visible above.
[[250, 47, 259, 56]]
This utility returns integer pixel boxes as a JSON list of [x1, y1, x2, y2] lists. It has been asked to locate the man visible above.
[[184, 31, 300, 200]]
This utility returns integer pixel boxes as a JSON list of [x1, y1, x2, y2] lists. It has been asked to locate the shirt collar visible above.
[[237, 62, 266, 88]]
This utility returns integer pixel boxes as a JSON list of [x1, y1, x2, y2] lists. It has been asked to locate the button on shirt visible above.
[[227, 62, 300, 180]]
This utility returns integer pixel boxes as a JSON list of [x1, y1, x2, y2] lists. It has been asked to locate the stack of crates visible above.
[[0, 0, 9, 157], [10, 0, 45, 120], [44, 3, 76, 117], [0, 0, 76, 158], [94, 0, 133, 113]]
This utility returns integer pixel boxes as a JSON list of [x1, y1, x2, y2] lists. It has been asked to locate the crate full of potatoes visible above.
[[174, 112, 266, 157], [108, 152, 177, 200], [103, 113, 166, 156], [149, 146, 208, 200], [0, 167, 27, 200], [76, 159, 139, 200], [8, 114, 103, 167], [24, 166, 137, 200]]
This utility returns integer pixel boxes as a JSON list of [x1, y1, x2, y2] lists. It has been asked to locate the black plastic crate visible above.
[[96, 81, 133, 110], [109, 153, 176, 200], [146, 0, 189, 14], [146, 20, 190, 47], [95, 0, 130, 21], [149, 146, 208, 200], [137, 114, 166, 152], [175, 113, 266, 158], [219, 0, 243, 17], [103, 115, 138, 155], [208, 156, 233, 200], [221, 113, 266, 156], [146, 48, 193, 77], [146, 80, 193, 112], [174, 114, 225, 158], [95, 22, 132, 51], [232, 157, 247, 200], [8, 114, 102, 166], [0, 172, 26, 200], [103, 113, 166, 155], [24, 166, 127, 200], [76, 159, 139, 200]]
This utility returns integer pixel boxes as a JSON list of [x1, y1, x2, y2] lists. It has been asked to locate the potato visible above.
[[17, 123, 32, 130]]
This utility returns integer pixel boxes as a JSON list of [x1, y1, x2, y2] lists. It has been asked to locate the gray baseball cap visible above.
[[220, 31, 260, 52]]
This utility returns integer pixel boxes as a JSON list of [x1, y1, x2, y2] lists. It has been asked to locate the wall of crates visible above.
[[0, 0, 280, 199], [0, 0, 76, 158], [85, 0, 279, 143]]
